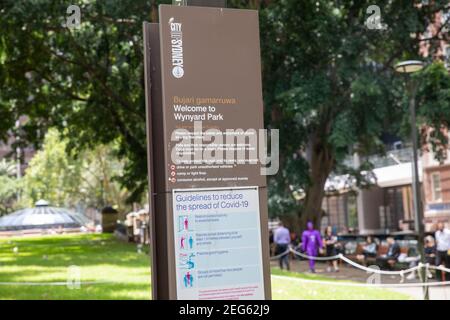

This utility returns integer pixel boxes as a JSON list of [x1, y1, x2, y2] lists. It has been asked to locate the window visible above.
[[384, 185, 414, 231], [346, 193, 358, 230], [322, 193, 358, 233], [431, 172, 442, 202]]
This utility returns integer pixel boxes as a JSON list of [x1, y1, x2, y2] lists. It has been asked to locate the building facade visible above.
[[422, 130, 450, 231]]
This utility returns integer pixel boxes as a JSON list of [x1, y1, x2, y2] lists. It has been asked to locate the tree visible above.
[[23, 129, 133, 212], [0, 159, 20, 215], [258, 0, 450, 228], [417, 62, 450, 159], [0, 1, 449, 229], [0, 0, 165, 202]]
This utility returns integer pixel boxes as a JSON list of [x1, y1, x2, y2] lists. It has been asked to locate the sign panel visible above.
[[173, 187, 264, 300], [145, 5, 271, 299], [158, 5, 266, 191]]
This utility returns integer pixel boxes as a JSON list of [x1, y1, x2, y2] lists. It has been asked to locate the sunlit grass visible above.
[[271, 268, 411, 300], [0, 234, 151, 300], [0, 234, 410, 300]]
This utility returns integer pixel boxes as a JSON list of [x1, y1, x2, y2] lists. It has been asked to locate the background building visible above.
[[422, 129, 450, 231]]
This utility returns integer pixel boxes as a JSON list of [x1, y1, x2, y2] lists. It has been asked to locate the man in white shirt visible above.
[[434, 222, 450, 281]]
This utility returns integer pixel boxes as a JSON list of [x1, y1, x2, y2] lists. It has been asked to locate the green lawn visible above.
[[0, 234, 410, 300], [0, 234, 151, 299], [271, 268, 410, 300]]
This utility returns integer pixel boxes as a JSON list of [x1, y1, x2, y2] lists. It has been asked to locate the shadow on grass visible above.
[[0, 234, 151, 268]]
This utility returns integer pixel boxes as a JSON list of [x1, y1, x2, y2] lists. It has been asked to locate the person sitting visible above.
[[356, 236, 378, 266], [406, 236, 436, 280], [376, 237, 400, 270]]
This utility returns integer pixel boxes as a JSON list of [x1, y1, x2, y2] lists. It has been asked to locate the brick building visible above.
[[422, 131, 450, 231], [420, 6, 450, 230]]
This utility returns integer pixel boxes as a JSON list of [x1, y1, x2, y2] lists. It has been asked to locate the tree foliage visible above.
[[0, 0, 167, 202], [258, 0, 450, 226], [0, 1, 449, 229], [23, 129, 133, 212], [0, 159, 20, 215]]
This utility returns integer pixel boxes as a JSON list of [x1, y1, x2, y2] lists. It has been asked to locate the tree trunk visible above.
[[300, 130, 334, 230]]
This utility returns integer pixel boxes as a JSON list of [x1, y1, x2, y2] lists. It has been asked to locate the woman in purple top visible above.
[[301, 221, 323, 273]]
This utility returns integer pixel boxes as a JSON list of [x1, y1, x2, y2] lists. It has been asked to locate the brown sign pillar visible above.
[[144, 4, 270, 300]]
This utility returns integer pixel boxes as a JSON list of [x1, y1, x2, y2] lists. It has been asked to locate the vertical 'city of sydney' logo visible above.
[[169, 17, 184, 79]]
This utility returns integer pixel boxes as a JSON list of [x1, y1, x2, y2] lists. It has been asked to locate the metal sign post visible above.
[[144, 3, 270, 300]]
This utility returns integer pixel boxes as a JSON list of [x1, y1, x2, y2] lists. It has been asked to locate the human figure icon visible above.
[[189, 235, 193, 249], [183, 271, 194, 287], [180, 236, 185, 249], [184, 217, 189, 230], [187, 254, 195, 269], [186, 271, 191, 286]]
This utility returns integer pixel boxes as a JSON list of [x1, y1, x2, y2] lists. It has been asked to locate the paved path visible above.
[[271, 258, 450, 300]]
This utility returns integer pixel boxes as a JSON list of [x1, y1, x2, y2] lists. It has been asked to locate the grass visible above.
[[271, 268, 411, 300], [0, 234, 410, 300], [0, 234, 151, 300]]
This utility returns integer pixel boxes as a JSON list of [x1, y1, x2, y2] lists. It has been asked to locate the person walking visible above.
[[274, 221, 291, 270], [301, 221, 323, 273], [324, 226, 339, 272], [435, 222, 450, 281]]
